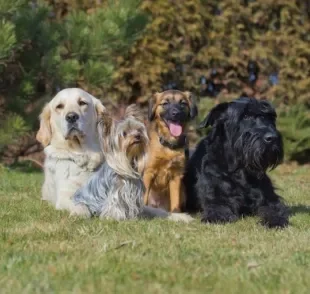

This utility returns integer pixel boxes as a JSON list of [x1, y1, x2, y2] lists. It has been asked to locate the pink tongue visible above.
[[168, 123, 183, 137]]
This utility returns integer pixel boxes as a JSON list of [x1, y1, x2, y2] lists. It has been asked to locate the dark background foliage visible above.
[[0, 0, 309, 165]]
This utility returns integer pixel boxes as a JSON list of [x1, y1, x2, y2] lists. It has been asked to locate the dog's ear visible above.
[[184, 91, 198, 119], [93, 97, 106, 120], [148, 93, 159, 121], [125, 104, 145, 123], [97, 111, 113, 154], [36, 103, 52, 147], [198, 102, 229, 129]]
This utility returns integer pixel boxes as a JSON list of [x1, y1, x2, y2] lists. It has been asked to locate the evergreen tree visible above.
[[0, 0, 147, 163]]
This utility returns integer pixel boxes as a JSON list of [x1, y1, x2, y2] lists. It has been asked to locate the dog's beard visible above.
[[235, 133, 283, 176]]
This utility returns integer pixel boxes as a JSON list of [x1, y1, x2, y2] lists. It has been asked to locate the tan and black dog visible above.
[[143, 90, 197, 212]]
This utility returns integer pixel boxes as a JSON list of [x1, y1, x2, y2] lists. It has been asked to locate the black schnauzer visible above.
[[183, 97, 289, 228]]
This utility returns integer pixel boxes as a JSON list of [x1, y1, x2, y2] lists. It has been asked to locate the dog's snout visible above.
[[135, 133, 141, 141], [264, 132, 277, 143], [66, 112, 79, 124], [172, 109, 179, 117]]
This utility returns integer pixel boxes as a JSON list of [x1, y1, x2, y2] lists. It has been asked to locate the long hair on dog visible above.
[[73, 104, 148, 220]]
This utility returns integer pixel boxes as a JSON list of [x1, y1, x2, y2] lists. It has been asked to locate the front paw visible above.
[[168, 213, 194, 223], [70, 203, 91, 218], [86, 152, 103, 171], [201, 205, 238, 224], [258, 204, 289, 228]]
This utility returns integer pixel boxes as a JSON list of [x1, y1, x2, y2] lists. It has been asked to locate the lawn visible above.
[[0, 163, 309, 294]]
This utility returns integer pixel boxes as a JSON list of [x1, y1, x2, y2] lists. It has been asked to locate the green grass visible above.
[[0, 164, 310, 294]]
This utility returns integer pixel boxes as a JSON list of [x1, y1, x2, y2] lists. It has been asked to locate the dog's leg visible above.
[[201, 204, 238, 224], [143, 172, 154, 205], [258, 201, 289, 228], [70, 203, 91, 218], [169, 176, 182, 212], [139, 206, 194, 223]]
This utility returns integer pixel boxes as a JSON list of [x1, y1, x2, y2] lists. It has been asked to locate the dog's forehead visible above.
[[116, 117, 145, 133], [158, 90, 188, 102], [51, 88, 93, 105], [232, 98, 276, 116]]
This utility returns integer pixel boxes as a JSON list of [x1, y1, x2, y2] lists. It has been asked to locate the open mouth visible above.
[[165, 120, 183, 137]]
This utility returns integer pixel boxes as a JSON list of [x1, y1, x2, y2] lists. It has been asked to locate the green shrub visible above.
[[278, 105, 310, 162]]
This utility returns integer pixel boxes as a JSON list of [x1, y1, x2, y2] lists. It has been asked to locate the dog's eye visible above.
[[56, 104, 64, 110], [79, 101, 88, 106], [122, 131, 127, 137], [244, 114, 251, 120], [180, 101, 188, 107], [161, 101, 168, 106]]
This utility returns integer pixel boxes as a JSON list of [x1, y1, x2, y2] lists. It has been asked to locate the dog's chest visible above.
[[224, 171, 265, 207], [47, 157, 92, 186], [151, 151, 185, 187]]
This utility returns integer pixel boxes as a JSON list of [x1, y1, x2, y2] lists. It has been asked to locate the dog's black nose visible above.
[[135, 133, 141, 141], [66, 112, 79, 123], [172, 109, 179, 117], [264, 133, 277, 143]]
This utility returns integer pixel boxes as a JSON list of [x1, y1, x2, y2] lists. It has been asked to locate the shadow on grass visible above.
[[5, 162, 42, 174], [289, 205, 310, 216]]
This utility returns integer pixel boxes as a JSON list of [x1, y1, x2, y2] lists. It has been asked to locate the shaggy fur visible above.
[[184, 97, 289, 228], [36, 88, 107, 212], [72, 105, 193, 222], [143, 90, 197, 212]]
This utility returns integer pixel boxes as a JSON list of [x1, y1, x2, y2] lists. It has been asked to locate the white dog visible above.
[[36, 88, 107, 213]]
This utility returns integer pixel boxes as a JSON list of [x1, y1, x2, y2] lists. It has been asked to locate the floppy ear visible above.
[[148, 93, 159, 121], [93, 97, 106, 120], [184, 91, 198, 119], [198, 102, 229, 129], [125, 104, 145, 123], [97, 111, 113, 154], [36, 103, 52, 147]]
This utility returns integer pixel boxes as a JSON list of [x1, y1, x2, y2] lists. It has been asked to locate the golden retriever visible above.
[[36, 88, 108, 213]]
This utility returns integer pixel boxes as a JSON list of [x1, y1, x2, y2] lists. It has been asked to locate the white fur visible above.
[[37, 88, 105, 212]]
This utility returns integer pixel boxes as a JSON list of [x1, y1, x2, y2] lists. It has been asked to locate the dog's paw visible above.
[[258, 204, 289, 229], [201, 206, 238, 224], [168, 213, 194, 223], [70, 204, 91, 219], [86, 152, 103, 171]]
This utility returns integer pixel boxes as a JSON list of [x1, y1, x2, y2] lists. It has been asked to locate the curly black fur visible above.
[[183, 97, 289, 228]]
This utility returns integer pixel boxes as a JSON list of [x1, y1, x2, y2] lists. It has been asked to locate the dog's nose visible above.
[[135, 133, 141, 141], [171, 109, 180, 117], [66, 112, 79, 123], [264, 133, 277, 143]]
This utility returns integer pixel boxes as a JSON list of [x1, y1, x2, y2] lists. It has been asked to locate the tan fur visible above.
[[143, 90, 195, 212], [37, 88, 108, 212], [36, 104, 52, 147]]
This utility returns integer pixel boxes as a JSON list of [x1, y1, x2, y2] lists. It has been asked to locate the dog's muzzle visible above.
[[161, 105, 188, 137], [66, 112, 79, 124], [64, 112, 85, 140]]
